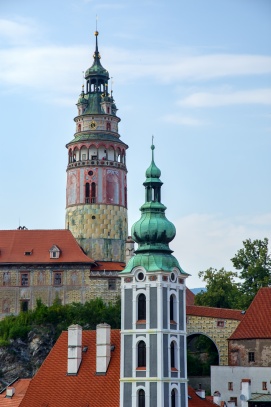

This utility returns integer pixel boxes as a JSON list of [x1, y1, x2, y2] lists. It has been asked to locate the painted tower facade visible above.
[[65, 32, 128, 262], [120, 145, 189, 407]]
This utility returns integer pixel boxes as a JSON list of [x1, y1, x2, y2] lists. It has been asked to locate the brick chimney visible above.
[[67, 324, 82, 374], [96, 323, 111, 374]]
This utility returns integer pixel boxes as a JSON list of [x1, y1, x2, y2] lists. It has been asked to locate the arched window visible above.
[[138, 389, 145, 407], [171, 389, 176, 407], [85, 183, 90, 203], [170, 341, 176, 369], [138, 341, 146, 368], [106, 122, 111, 131], [91, 182, 96, 203], [138, 294, 146, 321], [78, 123, 81, 132], [170, 294, 177, 323]]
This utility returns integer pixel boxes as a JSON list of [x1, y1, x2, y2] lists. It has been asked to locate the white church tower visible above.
[[119, 144, 189, 407]]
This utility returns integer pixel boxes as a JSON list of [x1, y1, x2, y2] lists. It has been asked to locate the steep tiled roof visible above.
[[0, 230, 94, 264], [186, 305, 244, 320], [186, 287, 195, 305], [229, 287, 271, 339], [0, 379, 31, 407], [20, 330, 121, 407], [188, 386, 215, 406]]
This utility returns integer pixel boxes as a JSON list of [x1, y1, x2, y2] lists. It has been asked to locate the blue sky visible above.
[[0, 0, 270, 287]]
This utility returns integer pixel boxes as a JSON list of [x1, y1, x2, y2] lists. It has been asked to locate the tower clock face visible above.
[[90, 120, 97, 129]]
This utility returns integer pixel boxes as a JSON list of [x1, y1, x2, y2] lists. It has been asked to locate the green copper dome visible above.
[[121, 144, 188, 275]]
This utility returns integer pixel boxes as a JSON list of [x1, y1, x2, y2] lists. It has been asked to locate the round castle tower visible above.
[[65, 32, 128, 262]]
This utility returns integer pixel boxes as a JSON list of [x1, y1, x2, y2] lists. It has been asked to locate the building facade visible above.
[[120, 145, 189, 407]]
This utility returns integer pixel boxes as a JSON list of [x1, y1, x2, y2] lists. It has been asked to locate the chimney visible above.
[[213, 391, 221, 406], [125, 236, 135, 263], [196, 389, 206, 399], [227, 402, 235, 407], [6, 387, 15, 398], [67, 324, 82, 374], [96, 323, 111, 374], [240, 379, 251, 407]]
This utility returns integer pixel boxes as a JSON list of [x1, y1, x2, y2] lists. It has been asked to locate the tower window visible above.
[[170, 294, 177, 323], [21, 300, 29, 312], [138, 294, 146, 321], [85, 182, 90, 203], [91, 182, 96, 203], [171, 389, 177, 407], [170, 341, 177, 369], [138, 389, 145, 407], [106, 122, 111, 131], [137, 341, 146, 368]]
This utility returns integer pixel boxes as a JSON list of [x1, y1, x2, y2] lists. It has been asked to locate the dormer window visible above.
[[49, 245, 60, 259], [24, 251, 32, 256]]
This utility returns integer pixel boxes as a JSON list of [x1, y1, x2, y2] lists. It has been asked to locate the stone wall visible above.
[[0, 266, 120, 319], [229, 338, 271, 367], [187, 315, 241, 366]]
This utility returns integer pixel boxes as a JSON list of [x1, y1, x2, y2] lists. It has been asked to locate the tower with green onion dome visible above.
[[120, 144, 189, 407], [65, 31, 128, 262]]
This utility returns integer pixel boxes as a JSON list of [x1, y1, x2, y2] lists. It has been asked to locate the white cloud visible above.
[[178, 88, 271, 107], [170, 212, 271, 288], [0, 18, 39, 46], [162, 113, 206, 126]]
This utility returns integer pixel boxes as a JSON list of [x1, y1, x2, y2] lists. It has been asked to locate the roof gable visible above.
[[229, 287, 271, 340]]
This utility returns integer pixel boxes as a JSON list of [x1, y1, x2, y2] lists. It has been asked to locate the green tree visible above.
[[231, 238, 271, 308], [195, 267, 241, 309]]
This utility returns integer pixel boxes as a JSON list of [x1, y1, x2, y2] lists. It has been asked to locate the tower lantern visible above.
[[65, 32, 128, 262]]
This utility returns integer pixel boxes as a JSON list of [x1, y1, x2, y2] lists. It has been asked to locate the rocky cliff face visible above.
[[0, 325, 56, 391]]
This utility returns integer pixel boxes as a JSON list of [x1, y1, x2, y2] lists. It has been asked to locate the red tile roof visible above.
[[0, 379, 31, 407], [229, 287, 271, 340], [186, 287, 195, 305], [186, 305, 244, 321], [188, 386, 215, 406], [0, 230, 94, 264], [91, 261, 126, 271], [20, 330, 121, 407]]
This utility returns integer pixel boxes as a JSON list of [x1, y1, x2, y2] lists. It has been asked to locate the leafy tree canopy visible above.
[[231, 238, 271, 308], [195, 267, 241, 309]]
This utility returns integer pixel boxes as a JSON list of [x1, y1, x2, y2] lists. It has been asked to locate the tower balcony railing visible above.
[[68, 159, 126, 170]]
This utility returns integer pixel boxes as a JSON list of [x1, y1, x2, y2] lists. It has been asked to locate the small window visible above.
[[248, 352, 255, 362], [217, 320, 225, 327], [21, 273, 29, 286], [137, 341, 146, 368], [49, 245, 60, 259], [138, 389, 145, 407], [170, 294, 176, 323], [138, 294, 146, 321], [54, 272, 62, 286], [228, 382, 233, 391], [262, 382, 267, 390], [21, 300, 29, 312], [24, 251, 32, 256], [230, 397, 237, 406], [108, 279, 116, 291], [170, 342, 177, 369]]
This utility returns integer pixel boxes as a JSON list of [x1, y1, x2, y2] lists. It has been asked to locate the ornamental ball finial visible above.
[[94, 31, 99, 36]]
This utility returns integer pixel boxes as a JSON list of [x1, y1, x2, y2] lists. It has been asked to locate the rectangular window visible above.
[[217, 320, 225, 327], [230, 397, 237, 406], [228, 382, 233, 391], [262, 382, 267, 390], [21, 273, 29, 286], [248, 352, 255, 362], [21, 300, 29, 312], [54, 272, 62, 286], [108, 278, 116, 291]]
